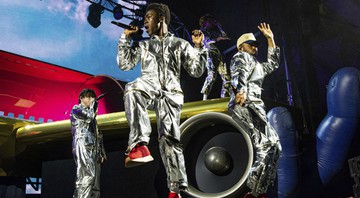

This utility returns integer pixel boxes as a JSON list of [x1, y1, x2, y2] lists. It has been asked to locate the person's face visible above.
[[239, 43, 258, 56], [144, 9, 161, 36], [80, 96, 94, 108]]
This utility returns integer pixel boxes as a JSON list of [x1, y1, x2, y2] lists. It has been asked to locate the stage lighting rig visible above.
[[87, 2, 104, 28], [85, 0, 190, 43], [113, 5, 124, 20], [85, 0, 146, 28]]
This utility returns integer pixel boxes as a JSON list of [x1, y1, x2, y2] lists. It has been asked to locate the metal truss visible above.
[[85, 0, 191, 41], [169, 12, 191, 41]]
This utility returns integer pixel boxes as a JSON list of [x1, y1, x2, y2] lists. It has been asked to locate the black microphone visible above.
[[111, 21, 136, 30], [96, 89, 124, 101], [96, 93, 107, 101]]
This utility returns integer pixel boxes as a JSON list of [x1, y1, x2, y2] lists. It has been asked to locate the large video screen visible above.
[[0, 0, 144, 82]]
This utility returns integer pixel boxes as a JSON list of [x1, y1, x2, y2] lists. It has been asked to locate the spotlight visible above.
[[113, 5, 124, 20], [87, 3, 104, 28]]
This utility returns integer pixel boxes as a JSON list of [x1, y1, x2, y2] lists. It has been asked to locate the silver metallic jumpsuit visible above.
[[117, 32, 207, 193], [200, 26, 231, 98], [71, 101, 106, 198], [228, 47, 282, 195]]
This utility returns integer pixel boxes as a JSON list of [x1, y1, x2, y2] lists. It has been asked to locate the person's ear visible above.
[[159, 15, 165, 23], [239, 44, 245, 52], [159, 15, 168, 35]]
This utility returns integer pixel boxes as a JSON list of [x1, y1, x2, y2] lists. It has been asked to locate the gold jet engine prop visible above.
[[15, 97, 254, 198]]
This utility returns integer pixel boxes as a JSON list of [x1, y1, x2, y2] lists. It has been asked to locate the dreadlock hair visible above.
[[78, 88, 96, 104], [146, 3, 171, 26]]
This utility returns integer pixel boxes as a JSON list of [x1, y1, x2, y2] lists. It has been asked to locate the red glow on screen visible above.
[[0, 50, 125, 122]]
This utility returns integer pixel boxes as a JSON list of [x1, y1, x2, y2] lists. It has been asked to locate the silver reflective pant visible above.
[[230, 105, 281, 195], [124, 87, 188, 193], [73, 136, 101, 198], [201, 44, 231, 98]]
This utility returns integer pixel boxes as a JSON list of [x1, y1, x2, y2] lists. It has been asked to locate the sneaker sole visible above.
[[124, 156, 154, 168], [131, 155, 154, 162]]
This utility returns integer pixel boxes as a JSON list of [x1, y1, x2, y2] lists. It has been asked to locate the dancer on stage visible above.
[[116, 3, 207, 198], [228, 23, 282, 198], [71, 88, 107, 198], [199, 14, 231, 100]]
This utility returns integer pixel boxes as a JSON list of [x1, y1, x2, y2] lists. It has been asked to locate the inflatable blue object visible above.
[[316, 67, 360, 185], [268, 107, 300, 198]]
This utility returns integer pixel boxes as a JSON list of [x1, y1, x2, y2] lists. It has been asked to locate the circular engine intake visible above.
[[180, 112, 254, 198]]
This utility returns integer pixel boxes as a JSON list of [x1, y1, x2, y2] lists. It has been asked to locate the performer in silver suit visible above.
[[228, 23, 282, 198], [71, 88, 107, 198], [199, 14, 231, 100], [116, 3, 207, 198]]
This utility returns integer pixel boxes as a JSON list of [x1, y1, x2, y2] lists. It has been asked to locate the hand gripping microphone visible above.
[[111, 21, 136, 30]]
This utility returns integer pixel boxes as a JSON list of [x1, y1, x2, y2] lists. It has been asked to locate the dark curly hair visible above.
[[78, 88, 96, 104], [146, 3, 171, 26]]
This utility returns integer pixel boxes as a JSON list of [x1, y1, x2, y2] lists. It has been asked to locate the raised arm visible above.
[[181, 30, 208, 78], [116, 26, 141, 71], [258, 23, 280, 74], [182, 43, 207, 78], [258, 22, 276, 48], [71, 100, 97, 122]]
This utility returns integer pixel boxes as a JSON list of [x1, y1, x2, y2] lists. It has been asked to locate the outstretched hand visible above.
[[191, 29, 204, 48], [257, 23, 276, 48], [258, 23, 273, 39]]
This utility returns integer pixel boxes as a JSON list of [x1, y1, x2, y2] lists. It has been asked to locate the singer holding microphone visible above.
[[116, 3, 208, 198], [70, 88, 107, 198]]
